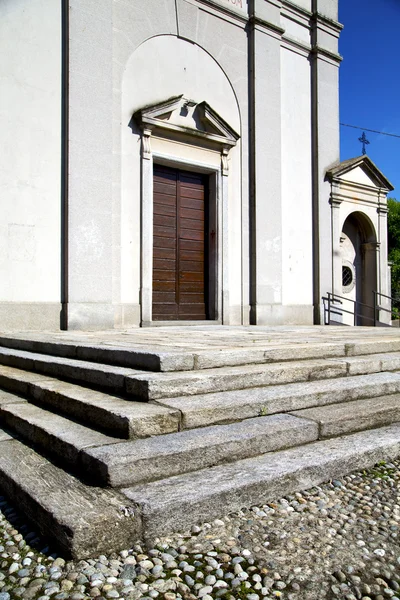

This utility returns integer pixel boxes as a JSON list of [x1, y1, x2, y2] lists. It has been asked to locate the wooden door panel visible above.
[[153, 258, 176, 270], [179, 239, 204, 251], [154, 280, 176, 291], [180, 197, 204, 211], [154, 203, 176, 217], [153, 225, 176, 239], [153, 237, 176, 250], [153, 291, 176, 303], [180, 207, 204, 220], [153, 164, 207, 321], [179, 187, 204, 200], [180, 260, 204, 272], [180, 229, 204, 241], [180, 218, 204, 232], [154, 247, 175, 260]]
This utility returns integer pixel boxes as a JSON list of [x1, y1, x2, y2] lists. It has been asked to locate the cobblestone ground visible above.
[[2, 459, 400, 600]]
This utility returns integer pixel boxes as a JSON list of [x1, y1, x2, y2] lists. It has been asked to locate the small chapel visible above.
[[0, 0, 394, 331]]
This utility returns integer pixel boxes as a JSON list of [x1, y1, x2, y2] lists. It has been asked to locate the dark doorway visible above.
[[152, 164, 209, 320]]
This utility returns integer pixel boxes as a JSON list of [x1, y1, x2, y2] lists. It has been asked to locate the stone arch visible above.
[[119, 34, 242, 324], [340, 211, 378, 325]]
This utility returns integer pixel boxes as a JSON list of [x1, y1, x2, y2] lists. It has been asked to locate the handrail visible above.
[[323, 290, 399, 327], [323, 292, 377, 326]]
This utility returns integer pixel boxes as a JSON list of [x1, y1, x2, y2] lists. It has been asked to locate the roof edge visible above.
[[326, 155, 394, 192]]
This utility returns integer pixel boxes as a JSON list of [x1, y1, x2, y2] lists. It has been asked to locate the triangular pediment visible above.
[[134, 95, 239, 147], [326, 155, 394, 191]]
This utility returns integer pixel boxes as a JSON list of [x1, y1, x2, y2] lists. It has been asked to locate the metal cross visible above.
[[358, 131, 370, 155]]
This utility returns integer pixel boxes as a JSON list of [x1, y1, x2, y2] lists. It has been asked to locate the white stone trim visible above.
[[139, 144, 236, 326]]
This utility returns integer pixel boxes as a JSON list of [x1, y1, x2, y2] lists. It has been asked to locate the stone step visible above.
[[0, 366, 181, 438], [0, 399, 119, 465], [126, 353, 400, 400], [2, 332, 400, 371], [3, 422, 400, 558], [122, 423, 400, 543], [81, 414, 318, 487], [159, 371, 400, 429], [1, 345, 400, 402], [291, 394, 400, 438], [0, 347, 142, 393], [0, 432, 140, 558], [0, 334, 193, 372]]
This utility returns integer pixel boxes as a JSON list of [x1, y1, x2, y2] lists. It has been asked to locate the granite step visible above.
[[2, 332, 400, 372], [0, 366, 181, 438], [158, 371, 400, 429], [81, 414, 318, 487], [0, 347, 143, 393], [0, 399, 118, 466], [0, 334, 193, 372], [126, 353, 400, 400], [291, 394, 400, 438], [0, 432, 141, 558], [1, 345, 400, 402], [2, 422, 400, 558], [122, 423, 400, 543]]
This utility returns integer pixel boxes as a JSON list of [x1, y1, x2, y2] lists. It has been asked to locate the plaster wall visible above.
[[280, 46, 313, 314], [120, 34, 243, 324], [339, 167, 377, 187], [0, 0, 61, 328]]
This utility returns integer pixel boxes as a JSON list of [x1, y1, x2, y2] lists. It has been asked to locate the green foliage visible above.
[[387, 198, 400, 312]]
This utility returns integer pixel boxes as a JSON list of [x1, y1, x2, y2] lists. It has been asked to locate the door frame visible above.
[[152, 164, 215, 322], [141, 151, 225, 326]]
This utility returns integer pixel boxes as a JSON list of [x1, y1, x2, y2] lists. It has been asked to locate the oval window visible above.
[[342, 265, 353, 287]]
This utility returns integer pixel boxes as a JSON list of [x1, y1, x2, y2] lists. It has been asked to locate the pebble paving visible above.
[[2, 459, 400, 600]]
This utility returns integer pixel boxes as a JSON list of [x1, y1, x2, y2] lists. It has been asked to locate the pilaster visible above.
[[249, 0, 284, 324], [310, 0, 342, 324]]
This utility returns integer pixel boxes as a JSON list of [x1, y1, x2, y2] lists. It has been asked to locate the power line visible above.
[[340, 122, 400, 140]]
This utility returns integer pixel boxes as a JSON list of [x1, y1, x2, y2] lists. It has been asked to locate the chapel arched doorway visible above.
[[340, 211, 378, 325]]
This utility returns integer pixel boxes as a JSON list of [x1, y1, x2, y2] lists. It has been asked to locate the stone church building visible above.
[[0, 0, 394, 331]]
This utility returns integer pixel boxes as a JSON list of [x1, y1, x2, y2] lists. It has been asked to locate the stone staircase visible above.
[[1, 329, 400, 558]]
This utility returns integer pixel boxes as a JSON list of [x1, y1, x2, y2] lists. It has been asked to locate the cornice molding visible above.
[[248, 15, 285, 36], [310, 45, 342, 64], [311, 11, 343, 34]]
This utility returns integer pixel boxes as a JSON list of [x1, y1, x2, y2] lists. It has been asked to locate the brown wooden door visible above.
[[153, 165, 208, 321]]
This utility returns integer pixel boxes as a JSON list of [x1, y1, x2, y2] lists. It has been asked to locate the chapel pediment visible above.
[[134, 95, 239, 147], [326, 155, 394, 191]]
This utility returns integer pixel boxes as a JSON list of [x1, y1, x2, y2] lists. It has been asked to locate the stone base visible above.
[[251, 304, 314, 325], [0, 302, 61, 330], [66, 303, 140, 330]]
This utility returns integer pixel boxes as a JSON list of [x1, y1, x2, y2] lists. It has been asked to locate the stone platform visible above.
[[1, 325, 400, 558]]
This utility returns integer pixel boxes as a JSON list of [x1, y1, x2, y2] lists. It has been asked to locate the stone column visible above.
[[378, 200, 391, 323], [329, 182, 342, 297], [248, 0, 284, 324]]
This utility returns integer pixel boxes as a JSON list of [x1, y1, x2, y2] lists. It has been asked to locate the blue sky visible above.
[[339, 0, 400, 197]]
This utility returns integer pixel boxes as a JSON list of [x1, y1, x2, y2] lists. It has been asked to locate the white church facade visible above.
[[0, 0, 393, 331]]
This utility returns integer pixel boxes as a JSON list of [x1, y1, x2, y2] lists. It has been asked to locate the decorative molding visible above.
[[326, 156, 394, 191], [310, 45, 342, 64], [281, 35, 310, 57], [134, 96, 240, 150], [221, 148, 229, 176], [195, 0, 248, 25], [142, 128, 152, 160], [311, 11, 343, 35], [282, 0, 311, 18], [248, 15, 285, 36]]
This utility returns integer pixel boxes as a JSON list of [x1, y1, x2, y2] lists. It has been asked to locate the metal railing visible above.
[[323, 291, 400, 327], [322, 292, 377, 326]]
